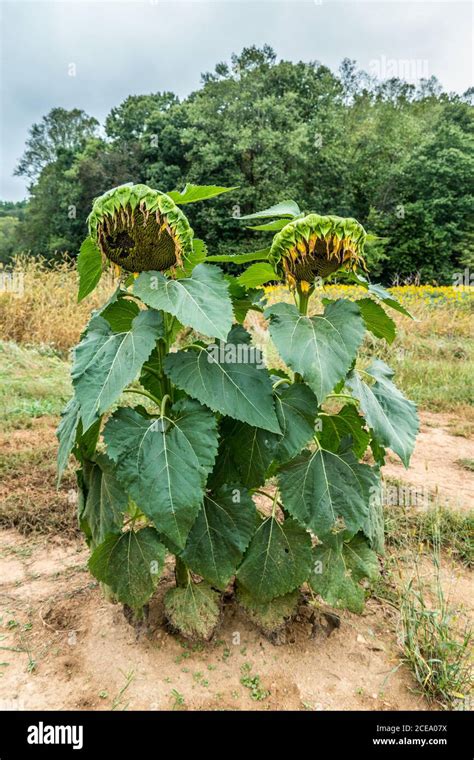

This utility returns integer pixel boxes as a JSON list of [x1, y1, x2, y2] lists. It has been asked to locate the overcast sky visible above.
[[1, 0, 472, 201]]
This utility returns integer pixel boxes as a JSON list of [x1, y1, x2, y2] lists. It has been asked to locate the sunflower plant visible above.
[[58, 186, 419, 641]]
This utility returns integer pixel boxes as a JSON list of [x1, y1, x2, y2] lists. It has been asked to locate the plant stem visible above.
[[271, 490, 279, 519], [326, 393, 359, 404], [160, 394, 171, 419], [253, 488, 286, 512], [175, 556, 191, 587], [296, 282, 314, 316], [123, 388, 161, 407], [294, 282, 313, 382]]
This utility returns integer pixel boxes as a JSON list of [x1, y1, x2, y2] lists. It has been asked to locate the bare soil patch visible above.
[[382, 411, 474, 509], [0, 529, 427, 712]]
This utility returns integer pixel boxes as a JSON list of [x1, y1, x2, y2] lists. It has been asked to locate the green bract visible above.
[[58, 185, 419, 642], [87, 183, 194, 273], [269, 213, 367, 288]]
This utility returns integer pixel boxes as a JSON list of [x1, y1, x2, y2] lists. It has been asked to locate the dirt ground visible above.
[[382, 411, 474, 509], [0, 411, 472, 711]]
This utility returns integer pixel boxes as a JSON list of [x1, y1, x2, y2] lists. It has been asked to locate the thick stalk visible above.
[[294, 282, 314, 382], [175, 556, 191, 587], [149, 311, 172, 401]]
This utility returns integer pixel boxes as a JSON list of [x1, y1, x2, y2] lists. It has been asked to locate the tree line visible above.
[[2, 45, 473, 284]]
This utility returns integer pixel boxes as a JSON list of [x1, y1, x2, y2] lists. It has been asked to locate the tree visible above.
[[0, 217, 20, 264], [15, 108, 99, 182], [6, 48, 473, 281], [369, 101, 474, 282]]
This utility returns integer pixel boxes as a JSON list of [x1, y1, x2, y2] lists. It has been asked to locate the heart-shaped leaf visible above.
[[237, 517, 312, 602], [347, 360, 419, 467], [134, 263, 233, 341], [182, 486, 256, 589], [89, 528, 166, 609], [265, 300, 365, 402], [104, 398, 219, 549]]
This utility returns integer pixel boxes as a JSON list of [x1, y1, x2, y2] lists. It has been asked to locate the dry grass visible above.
[[0, 417, 78, 537], [0, 256, 117, 354], [0, 259, 473, 410]]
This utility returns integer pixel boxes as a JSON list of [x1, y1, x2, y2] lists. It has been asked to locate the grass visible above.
[[0, 256, 116, 354], [0, 341, 70, 430], [398, 547, 472, 709], [379, 508, 473, 710], [384, 503, 474, 568], [456, 458, 474, 472]]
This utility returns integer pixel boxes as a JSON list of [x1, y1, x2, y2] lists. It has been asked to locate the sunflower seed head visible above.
[[87, 183, 194, 273], [270, 213, 367, 287]]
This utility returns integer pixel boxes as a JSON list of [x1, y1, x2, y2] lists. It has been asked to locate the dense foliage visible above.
[[4, 47, 473, 282], [57, 182, 419, 640]]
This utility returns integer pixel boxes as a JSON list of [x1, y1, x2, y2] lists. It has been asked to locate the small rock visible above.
[[356, 634, 367, 644]]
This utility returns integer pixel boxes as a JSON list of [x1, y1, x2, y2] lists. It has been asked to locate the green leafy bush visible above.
[[57, 183, 419, 640]]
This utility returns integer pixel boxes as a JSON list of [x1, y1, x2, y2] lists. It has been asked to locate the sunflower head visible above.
[[87, 183, 194, 273], [269, 213, 367, 289]]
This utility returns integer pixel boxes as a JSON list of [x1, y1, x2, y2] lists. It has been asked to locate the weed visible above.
[[240, 663, 270, 701]]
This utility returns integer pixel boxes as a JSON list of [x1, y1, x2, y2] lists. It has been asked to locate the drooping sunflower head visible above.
[[269, 213, 367, 289], [87, 183, 194, 273]]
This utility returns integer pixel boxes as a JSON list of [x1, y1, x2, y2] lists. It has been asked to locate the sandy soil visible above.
[[382, 412, 474, 509], [0, 529, 429, 712], [0, 411, 471, 712]]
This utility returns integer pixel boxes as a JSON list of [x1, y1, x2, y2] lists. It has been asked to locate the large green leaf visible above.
[[56, 398, 81, 485], [246, 219, 291, 232], [182, 486, 257, 588], [204, 248, 270, 264], [100, 297, 140, 333], [237, 263, 279, 288], [56, 398, 101, 485], [238, 200, 301, 220], [180, 238, 207, 277], [139, 345, 164, 399], [362, 483, 385, 555], [77, 237, 102, 303], [225, 278, 266, 323], [368, 283, 413, 319], [72, 310, 163, 432], [309, 533, 379, 613], [265, 300, 365, 402], [237, 586, 299, 635], [352, 275, 413, 319], [319, 405, 370, 459], [237, 517, 312, 603], [211, 418, 279, 489], [274, 383, 318, 462], [164, 582, 221, 641], [357, 298, 396, 343], [279, 446, 377, 538], [167, 184, 237, 205], [164, 328, 280, 434], [88, 527, 166, 609], [81, 454, 128, 545], [346, 360, 419, 467], [134, 263, 233, 341], [103, 398, 219, 548]]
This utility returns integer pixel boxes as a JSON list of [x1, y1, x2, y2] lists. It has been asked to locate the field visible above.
[[0, 260, 472, 711]]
